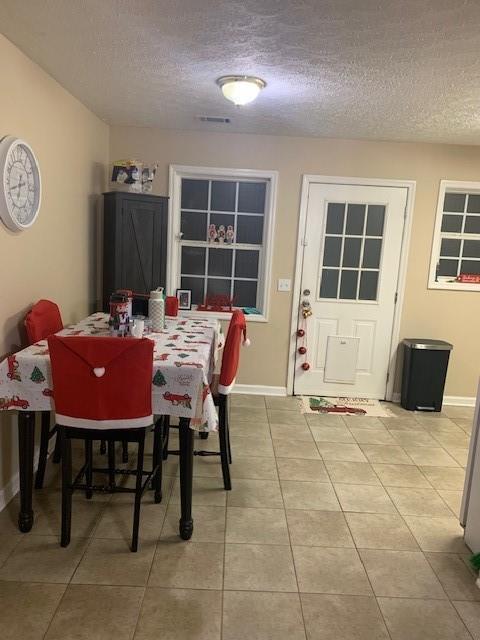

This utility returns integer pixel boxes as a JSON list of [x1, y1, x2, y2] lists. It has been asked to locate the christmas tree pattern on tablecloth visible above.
[[30, 366, 45, 383], [153, 370, 167, 386]]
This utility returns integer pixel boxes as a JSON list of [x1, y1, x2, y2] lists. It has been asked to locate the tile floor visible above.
[[0, 397, 479, 639]]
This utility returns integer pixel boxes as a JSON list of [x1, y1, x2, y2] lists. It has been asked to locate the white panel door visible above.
[[294, 182, 407, 398]]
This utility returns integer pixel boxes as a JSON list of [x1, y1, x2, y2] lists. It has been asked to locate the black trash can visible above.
[[401, 339, 453, 412]]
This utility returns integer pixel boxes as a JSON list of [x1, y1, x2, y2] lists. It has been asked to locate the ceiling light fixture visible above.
[[216, 75, 266, 106]]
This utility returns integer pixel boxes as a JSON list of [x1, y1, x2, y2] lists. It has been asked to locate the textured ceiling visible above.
[[2, 0, 480, 144]]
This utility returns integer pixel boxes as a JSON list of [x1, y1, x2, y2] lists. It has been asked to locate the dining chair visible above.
[[48, 335, 162, 552], [162, 309, 248, 491], [24, 299, 63, 489]]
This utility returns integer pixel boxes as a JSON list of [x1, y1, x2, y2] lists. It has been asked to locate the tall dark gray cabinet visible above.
[[102, 191, 169, 310]]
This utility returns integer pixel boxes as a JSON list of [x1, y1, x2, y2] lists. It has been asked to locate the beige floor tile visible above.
[[230, 407, 268, 423], [359, 549, 446, 598], [349, 428, 396, 445], [0, 534, 21, 568], [0, 497, 28, 534], [230, 394, 266, 408], [228, 421, 271, 437], [135, 587, 222, 640], [161, 505, 225, 543], [31, 490, 107, 538], [378, 597, 471, 640], [0, 581, 66, 640], [270, 422, 313, 441], [0, 535, 88, 584], [404, 515, 469, 553], [305, 414, 346, 427], [301, 593, 389, 640], [230, 435, 274, 458], [230, 456, 278, 480], [386, 487, 452, 517], [44, 584, 144, 640], [265, 396, 302, 411], [343, 416, 384, 429], [431, 427, 470, 447], [273, 439, 321, 459], [149, 541, 223, 589], [426, 553, 480, 601], [380, 416, 420, 429], [415, 416, 457, 428], [316, 442, 367, 462], [403, 446, 459, 467], [419, 466, 466, 490], [310, 426, 355, 443], [277, 458, 329, 482], [293, 546, 371, 595], [372, 463, 431, 488], [223, 591, 306, 640], [226, 507, 289, 545], [455, 418, 474, 433], [267, 409, 307, 426], [360, 444, 412, 464], [453, 601, 480, 640], [224, 543, 297, 592], [388, 429, 438, 447], [170, 477, 227, 506], [422, 422, 467, 437], [286, 510, 354, 547], [443, 406, 475, 420], [334, 483, 396, 514], [448, 448, 469, 467], [345, 513, 419, 550], [93, 499, 166, 542], [281, 481, 341, 511], [324, 461, 380, 485], [72, 537, 155, 585], [438, 490, 463, 517], [227, 479, 283, 508], [192, 456, 223, 478]]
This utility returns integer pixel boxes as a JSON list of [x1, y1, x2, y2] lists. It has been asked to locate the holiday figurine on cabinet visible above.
[[226, 225, 234, 244], [208, 224, 217, 243], [217, 225, 226, 243]]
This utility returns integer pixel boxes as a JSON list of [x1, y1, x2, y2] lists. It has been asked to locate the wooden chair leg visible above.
[[108, 441, 116, 488], [131, 431, 146, 552], [35, 412, 51, 489], [162, 416, 170, 461], [122, 440, 129, 463], [152, 421, 163, 503], [85, 439, 93, 499], [61, 429, 72, 547], [225, 403, 232, 464], [218, 395, 231, 490], [100, 440, 106, 455], [52, 423, 62, 464]]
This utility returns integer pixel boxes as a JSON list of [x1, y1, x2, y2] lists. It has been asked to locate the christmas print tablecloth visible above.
[[0, 314, 222, 432]]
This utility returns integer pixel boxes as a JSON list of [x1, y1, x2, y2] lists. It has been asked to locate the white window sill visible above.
[[178, 309, 268, 323], [428, 280, 480, 292]]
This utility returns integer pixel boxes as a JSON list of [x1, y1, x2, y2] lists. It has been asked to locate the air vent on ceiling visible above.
[[198, 115, 231, 124]]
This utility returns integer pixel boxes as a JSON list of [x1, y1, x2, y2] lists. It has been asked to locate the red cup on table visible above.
[[165, 296, 179, 317]]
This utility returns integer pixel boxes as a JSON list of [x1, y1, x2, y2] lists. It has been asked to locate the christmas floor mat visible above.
[[300, 396, 395, 417]]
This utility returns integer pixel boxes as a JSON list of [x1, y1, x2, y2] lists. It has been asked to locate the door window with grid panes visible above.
[[170, 167, 277, 317], [429, 181, 480, 290]]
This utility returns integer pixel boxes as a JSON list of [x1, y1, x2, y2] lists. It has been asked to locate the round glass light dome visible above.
[[216, 76, 266, 106]]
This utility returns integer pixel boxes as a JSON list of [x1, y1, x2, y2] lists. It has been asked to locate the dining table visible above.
[[0, 312, 222, 540]]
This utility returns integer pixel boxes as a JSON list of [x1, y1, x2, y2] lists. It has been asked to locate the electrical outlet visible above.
[[278, 279, 291, 292]]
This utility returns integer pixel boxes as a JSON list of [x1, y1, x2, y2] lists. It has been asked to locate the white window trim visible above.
[[429, 180, 480, 292], [167, 164, 278, 322]]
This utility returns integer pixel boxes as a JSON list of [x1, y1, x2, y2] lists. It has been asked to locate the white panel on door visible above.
[[324, 335, 360, 383], [314, 318, 339, 369], [353, 320, 376, 372]]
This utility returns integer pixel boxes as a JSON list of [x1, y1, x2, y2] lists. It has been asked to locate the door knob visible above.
[[303, 288, 311, 296]]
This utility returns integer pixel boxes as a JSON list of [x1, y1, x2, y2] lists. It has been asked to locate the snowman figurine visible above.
[[226, 225, 234, 244], [217, 225, 226, 243], [208, 224, 218, 243]]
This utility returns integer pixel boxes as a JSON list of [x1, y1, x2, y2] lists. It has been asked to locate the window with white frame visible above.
[[168, 166, 277, 319], [429, 181, 480, 291]]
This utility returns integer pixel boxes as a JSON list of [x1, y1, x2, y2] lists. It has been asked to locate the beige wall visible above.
[[0, 35, 109, 493], [111, 126, 480, 397]]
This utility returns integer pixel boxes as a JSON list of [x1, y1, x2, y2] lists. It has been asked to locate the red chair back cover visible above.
[[48, 335, 154, 429], [218, 310, 247, 395], [25, 299, 63, 345]]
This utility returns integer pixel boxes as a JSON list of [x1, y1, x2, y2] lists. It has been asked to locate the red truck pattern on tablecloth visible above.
[[0, 313, 221, 432]]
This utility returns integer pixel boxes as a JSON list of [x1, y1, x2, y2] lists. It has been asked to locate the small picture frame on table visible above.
[[176, 289, 192, 310]]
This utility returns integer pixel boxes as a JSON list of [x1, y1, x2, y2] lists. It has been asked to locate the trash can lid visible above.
[[402, 338, 453, 351]]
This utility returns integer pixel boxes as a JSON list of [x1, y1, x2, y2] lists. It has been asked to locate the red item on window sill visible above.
[[456, 273, 480, 284], [165, 296, 179, 317], [197, 295, 235, 312]]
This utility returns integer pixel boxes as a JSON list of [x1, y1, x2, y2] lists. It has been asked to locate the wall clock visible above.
[[0, 136, 42, 232]]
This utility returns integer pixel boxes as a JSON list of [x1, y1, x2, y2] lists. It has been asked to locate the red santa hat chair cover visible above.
[[218, 309, 249, 395], [25, 299, 63, 345]]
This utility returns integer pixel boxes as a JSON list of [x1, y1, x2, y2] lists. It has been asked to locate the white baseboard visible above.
[[232, 384, 287, 397], [0, 447, 41, 513], [390, 392, 474, 407]]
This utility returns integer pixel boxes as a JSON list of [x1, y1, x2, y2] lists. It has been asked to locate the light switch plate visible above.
[[278, 279, 291, 292]]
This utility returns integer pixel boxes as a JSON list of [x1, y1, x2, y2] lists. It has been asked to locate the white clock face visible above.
[[0, 137, 41, 232]]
